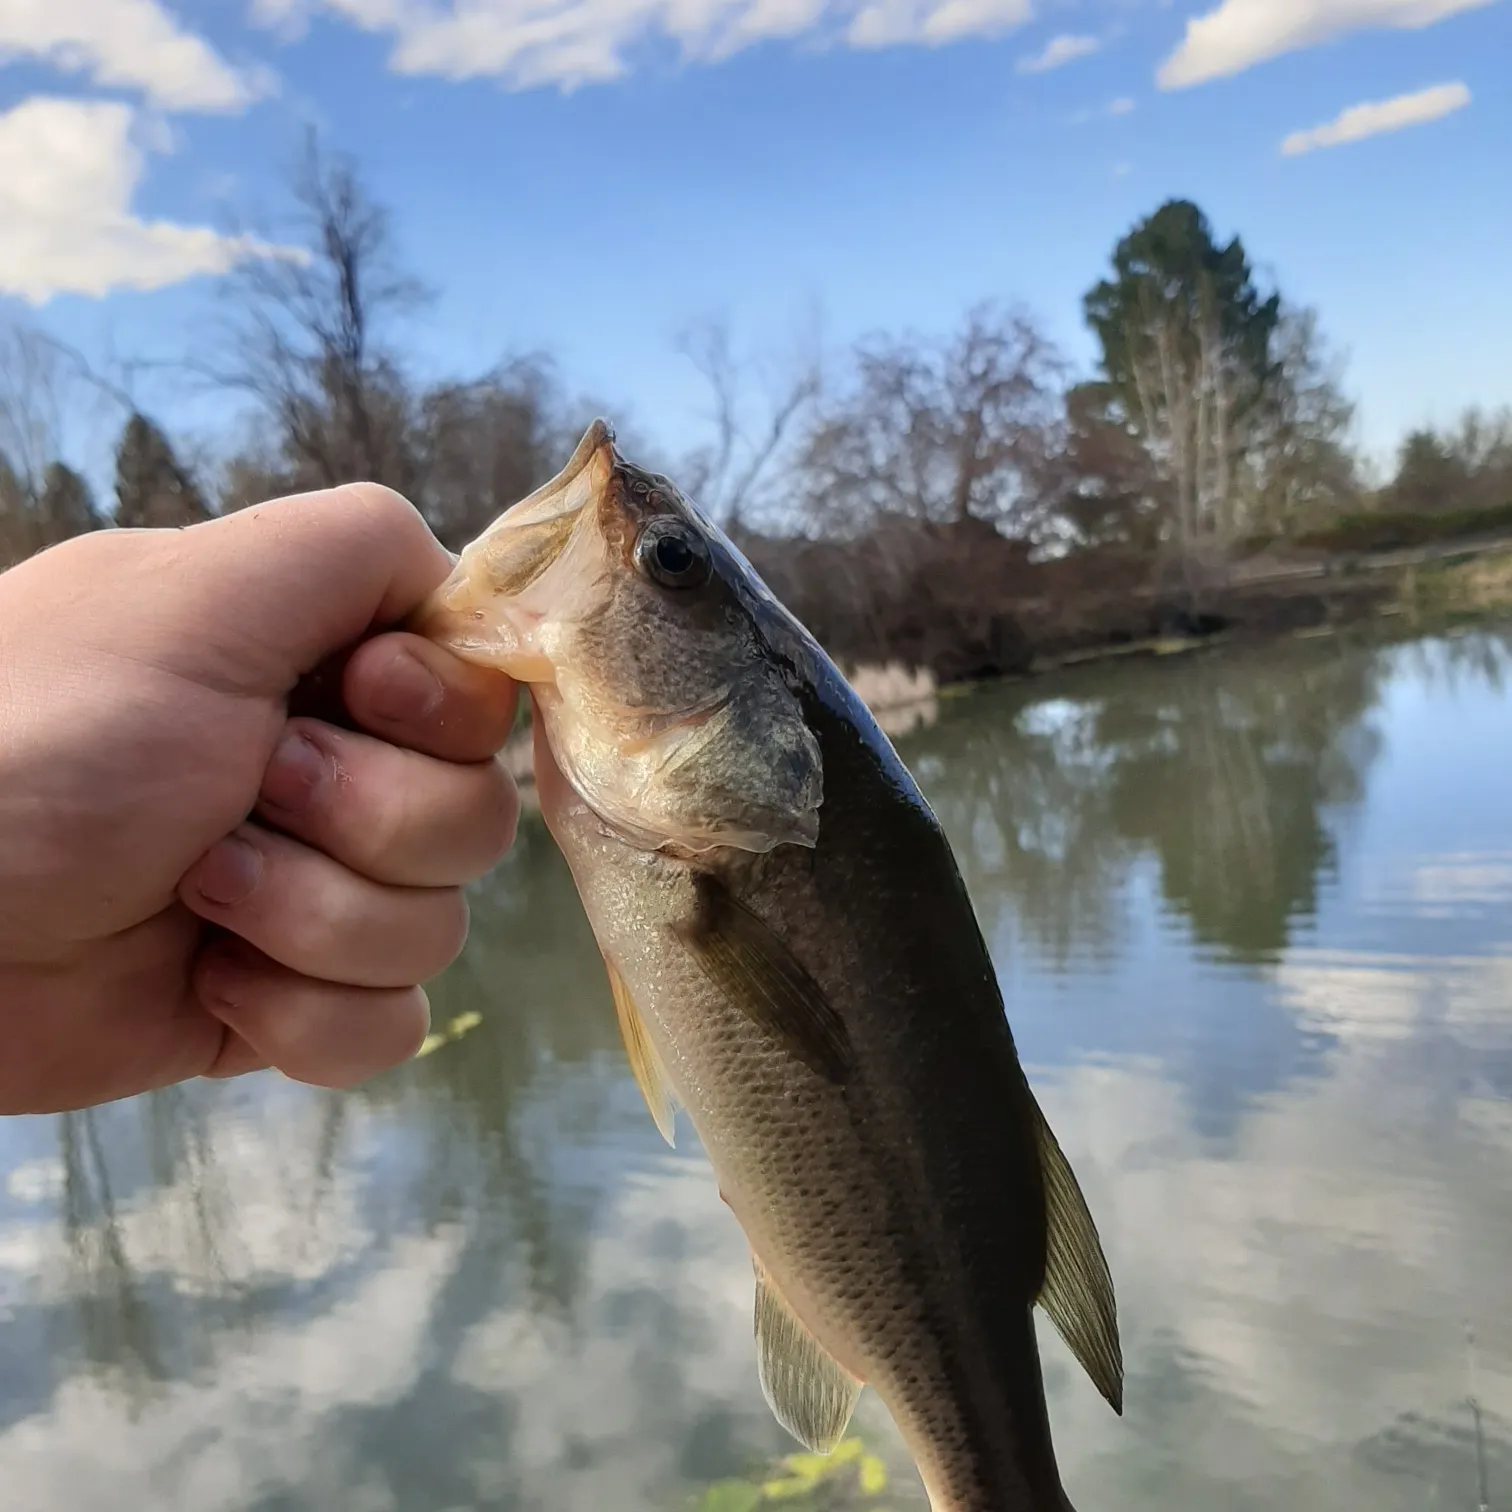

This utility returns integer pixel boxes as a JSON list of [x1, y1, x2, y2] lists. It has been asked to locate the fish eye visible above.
[[635, 518, 711, 590]]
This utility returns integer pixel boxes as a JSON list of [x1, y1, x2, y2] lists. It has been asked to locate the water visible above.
[[4, 625, 1512, 1512]]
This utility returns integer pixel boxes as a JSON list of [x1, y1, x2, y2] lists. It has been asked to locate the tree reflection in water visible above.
[[910, 636, 1397, 970]]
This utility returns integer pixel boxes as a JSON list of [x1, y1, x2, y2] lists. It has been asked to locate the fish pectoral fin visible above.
[[753, 1256, 863, 1454], [673, 876, 853, 1085], [604, 957, 678, 1147], [1030, 1090, 1124, 1415]]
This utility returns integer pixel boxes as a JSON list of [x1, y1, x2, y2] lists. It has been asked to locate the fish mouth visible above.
[[407, 419, 618, 680]]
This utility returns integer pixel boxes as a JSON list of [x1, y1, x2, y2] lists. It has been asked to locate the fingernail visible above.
[[368, 647, 443, 724], [261, 730, 327, 815], [195, 833, 262, 907]]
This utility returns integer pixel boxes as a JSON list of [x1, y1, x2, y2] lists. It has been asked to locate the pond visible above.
[[3, 624, 1512, 1512]]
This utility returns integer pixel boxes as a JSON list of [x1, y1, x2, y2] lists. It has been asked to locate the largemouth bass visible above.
[[411, 421, 1123, 1511]]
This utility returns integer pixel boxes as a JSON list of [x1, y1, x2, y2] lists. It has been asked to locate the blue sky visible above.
[[1, 0, 1508, 478]]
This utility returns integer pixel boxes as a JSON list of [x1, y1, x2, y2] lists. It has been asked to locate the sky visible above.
[[1, 0, 1509, 478]]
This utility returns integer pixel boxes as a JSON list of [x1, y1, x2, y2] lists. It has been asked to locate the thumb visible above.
[[159, 483, 457, 691]]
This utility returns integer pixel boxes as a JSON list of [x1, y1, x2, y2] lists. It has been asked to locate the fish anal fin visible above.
[[753, 1255, 863, 1454], [673, 875, 853, 1084], [1030, 1090, 1124, 1414], [604, 957, 678, 1147]]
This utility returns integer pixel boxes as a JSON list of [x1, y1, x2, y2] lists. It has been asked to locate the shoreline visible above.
[[497, 538, 1512, 809]]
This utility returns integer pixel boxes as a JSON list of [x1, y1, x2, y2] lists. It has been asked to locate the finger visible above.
[[105, 483, 456, 693], [195, 938, 430, 1089], [200, 1029, 271, 1081], [255, 718, 518, 887], [342, 631, 521, 762], [178, 823, 469, 989]]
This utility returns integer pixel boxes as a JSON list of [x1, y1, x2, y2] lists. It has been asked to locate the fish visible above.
[[410, 420, 1123, 1512]]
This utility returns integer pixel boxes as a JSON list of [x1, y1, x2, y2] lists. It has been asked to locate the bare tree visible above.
[[797, 303, 1066, 540], [675, 313, 822, 532], [206, 135, 619, 543], [0, 321, 113, 566], [1384, 406, 1512, 516], [1240, 306, 1359, 534], [211, 131, 430, 495], [0, 320, 73, 497], [412, 356, 580, 550]]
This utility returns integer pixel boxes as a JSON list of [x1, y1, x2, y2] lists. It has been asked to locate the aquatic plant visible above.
[[693, 1436, 894, 1512]]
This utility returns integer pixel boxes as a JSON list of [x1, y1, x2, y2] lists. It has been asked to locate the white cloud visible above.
[[0, 97, 301, 305], [1280, 79, 1471, 154], [848, 0, 1032, 48], [1070, 94, 1136, 123], [255, 0, 1032, 89], [3, 1159, 64, 1206], [1016, 30, 1100, 71], [1158, 0, 1502, 89], [0, 0, 269, 113]]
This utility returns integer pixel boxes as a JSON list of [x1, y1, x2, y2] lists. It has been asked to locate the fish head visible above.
[[412, 419, 823, 855]]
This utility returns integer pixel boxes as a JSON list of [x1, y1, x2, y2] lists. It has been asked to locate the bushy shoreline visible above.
[[496, 536, 1512, 807]]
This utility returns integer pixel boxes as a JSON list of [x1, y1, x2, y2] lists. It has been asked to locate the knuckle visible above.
[[352, 774, 417, 870], [426, 889, 471, 974], [339, 481, 429, 539], [472, 762, 521, 866], [394, 986, 433, 1060]]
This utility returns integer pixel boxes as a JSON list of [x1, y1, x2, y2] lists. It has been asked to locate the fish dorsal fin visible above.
[[673, 875, 853, 1085], [752, 1255, 863, 1453], [1029, 1090, 1124, 1415], [603, 957, 678, 1147]]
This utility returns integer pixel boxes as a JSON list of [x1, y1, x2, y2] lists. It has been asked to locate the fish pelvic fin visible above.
[[604, 956, 678, 1146], [752, 1255, 863, 1454], [1029, 1089, 1124, 1415]]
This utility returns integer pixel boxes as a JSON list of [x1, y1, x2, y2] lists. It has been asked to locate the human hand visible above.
[[0, 486, 519, 1116]]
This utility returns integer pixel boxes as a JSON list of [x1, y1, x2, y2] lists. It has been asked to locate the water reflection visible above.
[[2, 626, 1512, 1511], [915, 636, 1391, 969]]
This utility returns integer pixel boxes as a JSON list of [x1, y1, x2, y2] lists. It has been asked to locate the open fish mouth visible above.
[[408, 420, 616, 679]]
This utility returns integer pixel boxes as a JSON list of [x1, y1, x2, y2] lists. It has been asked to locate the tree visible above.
[[0, 320, 110, 566], [1083, 199, 1282, 551], [674, 314, 821, 532], [0, 460, 103, 569], [0, 320, 74, 500], [1037, 381, 1164, 550], [1239, 305, 1360, 534], [0, 452, 30, 569], [411, 357, 586, 551], [1447, 405, 1512, 510], [797, 302, 1065, 539], [211, 131, 429, 496], [1388, 429, 1470, 515], [208, 134, 615, 546], [1383, 406, 1512, 515], [115, 414, 211, 529], [37, 463, 102, 542]]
